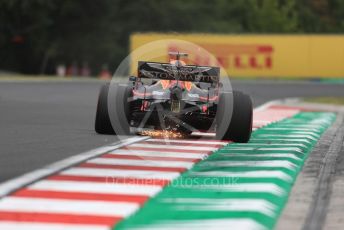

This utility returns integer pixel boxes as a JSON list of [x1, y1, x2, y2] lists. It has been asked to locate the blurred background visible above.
[[1, 0, 344, 77]]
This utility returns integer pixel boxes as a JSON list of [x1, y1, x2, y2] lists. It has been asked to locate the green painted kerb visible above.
[[115, 112, 336, 230]]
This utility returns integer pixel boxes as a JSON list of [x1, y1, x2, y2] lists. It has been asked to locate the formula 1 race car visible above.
[[95, 52, 253, 142]]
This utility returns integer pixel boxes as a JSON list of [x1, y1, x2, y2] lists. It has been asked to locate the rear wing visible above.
[[138, 61, 220, 83]]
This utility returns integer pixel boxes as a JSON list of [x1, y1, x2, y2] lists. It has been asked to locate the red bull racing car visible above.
[[95, 52, 253, 142]]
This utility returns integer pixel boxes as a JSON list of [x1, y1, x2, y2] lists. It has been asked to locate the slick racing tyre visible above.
[[216, 90, 253, 143], [95, 83, 115, 134], [95, 83, 132, 135], [107, 83, 132, 135]]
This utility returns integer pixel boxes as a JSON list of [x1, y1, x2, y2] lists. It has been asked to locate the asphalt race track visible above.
[[0, 78, 344, 230], [0, 79, 344, 184]]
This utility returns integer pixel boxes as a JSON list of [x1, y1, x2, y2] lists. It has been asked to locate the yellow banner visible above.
[[130, 33, 344, 78]]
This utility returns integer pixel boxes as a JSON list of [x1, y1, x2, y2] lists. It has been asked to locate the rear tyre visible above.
[[108, 83, 132, 135], [216, 91, 253, 143], [95, 83, 115, 134]]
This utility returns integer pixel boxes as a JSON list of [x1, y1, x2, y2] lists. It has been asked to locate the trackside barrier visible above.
[[130, 33, 344, 78]]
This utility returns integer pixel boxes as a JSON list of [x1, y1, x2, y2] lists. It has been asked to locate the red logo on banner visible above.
[[168, 44, 274, 70]]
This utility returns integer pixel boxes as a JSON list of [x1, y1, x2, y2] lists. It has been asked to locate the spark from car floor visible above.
[[139, 130, 185, 139]]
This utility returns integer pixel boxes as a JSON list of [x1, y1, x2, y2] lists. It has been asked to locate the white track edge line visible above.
[[0, 100, 283, 198], [0, 136, 149, 197], [253, 99, 282, 112]]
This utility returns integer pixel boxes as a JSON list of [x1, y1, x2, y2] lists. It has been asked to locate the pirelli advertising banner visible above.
[[130, 33, 344, 78]]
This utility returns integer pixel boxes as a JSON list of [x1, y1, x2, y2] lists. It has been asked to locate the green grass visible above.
[[0, 74, 108, 82]]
